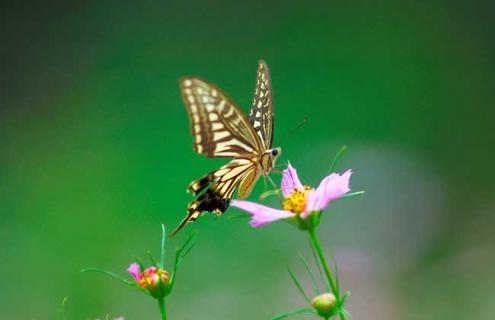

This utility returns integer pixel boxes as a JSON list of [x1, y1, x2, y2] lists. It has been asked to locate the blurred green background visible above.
[[1, 1, 494, 319]]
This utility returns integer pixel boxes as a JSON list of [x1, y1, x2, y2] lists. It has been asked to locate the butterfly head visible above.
[[261, 147, 282, 174]]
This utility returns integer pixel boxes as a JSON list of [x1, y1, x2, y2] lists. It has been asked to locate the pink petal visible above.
[[231, 200, 296, 227], [144, 266, 157, 275], [281, 163, 304, 197], [306, 169, 352, 212], [127, 263, 141, 281]]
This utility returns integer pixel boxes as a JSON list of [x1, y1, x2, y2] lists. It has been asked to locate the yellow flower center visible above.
[[283, 186, 311, 214]]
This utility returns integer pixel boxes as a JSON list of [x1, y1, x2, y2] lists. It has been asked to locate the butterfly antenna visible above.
[[262, 175, 268, 193], [277, 115, 308, 147]]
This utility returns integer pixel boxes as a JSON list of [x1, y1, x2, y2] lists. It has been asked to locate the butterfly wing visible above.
[[249, 60, 274, 149], [180, 77, 263, 158], [173, 65, 276, 236], [171, 159, 257, 236]]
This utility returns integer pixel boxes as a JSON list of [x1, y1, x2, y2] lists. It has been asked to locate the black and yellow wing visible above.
[[249, 60, 274, 149], [172, 62, 277, 236], [180, 77, 263, 158], [171, 159, 258, 236]]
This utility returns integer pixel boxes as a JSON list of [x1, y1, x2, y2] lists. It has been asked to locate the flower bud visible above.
[[127, 263, 170, 298], [312, 293, 337, 318], [142, 267, 170, 298]]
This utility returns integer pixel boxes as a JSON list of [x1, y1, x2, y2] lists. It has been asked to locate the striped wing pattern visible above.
[[172, 61, 275, 236], [249, 60, 274, 149], [171, 159, 257, 236], [180, 77, 262, 158]]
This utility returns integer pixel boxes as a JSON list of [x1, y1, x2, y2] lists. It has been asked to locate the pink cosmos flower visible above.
[[127, 263, 170, 290], [231, 164, 352, 227]]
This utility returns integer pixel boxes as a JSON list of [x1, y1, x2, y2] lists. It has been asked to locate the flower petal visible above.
[[306, 169, 352, 212], [127, 263, 142, 281], [281, 163, 304, 197], [231, 200, 296, 227]]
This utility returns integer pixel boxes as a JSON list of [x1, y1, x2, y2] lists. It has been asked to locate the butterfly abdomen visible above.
[[193, 189, 230, 214]]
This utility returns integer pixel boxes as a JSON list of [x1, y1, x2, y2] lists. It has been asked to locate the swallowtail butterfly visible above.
[[172, 60, 281, 235]]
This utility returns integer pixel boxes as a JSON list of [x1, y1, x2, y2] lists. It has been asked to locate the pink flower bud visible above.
[[127, 263, 170, 298]]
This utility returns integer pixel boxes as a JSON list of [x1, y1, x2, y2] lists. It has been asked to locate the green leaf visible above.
[[298, 253, 320, 295], [135, 257, 146, 272], [327, 250, 340, 292], [160, 224, 166, 268], [169, 233, 196, 291], [56, 297, 68, 320], [80, 268, 138, 288], [147, 251, 158, 267], [271, 308, 315, 320], [340, 291, 350, 304], [329, 145, 348, 172], [341, 191, 365, 199], [287, 267, 311, 304]]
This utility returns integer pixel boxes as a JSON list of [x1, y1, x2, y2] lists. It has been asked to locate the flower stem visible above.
[[158, 297, 167, 320], [308, 227, 347, 320]]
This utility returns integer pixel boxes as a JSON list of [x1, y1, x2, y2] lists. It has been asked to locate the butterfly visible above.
[[172, 60, 281, 236]]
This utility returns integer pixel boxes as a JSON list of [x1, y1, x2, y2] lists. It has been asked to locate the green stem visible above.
[[308, 227, 346, 320], [158, 297, 167, 320], [308, 227, 338, 297]]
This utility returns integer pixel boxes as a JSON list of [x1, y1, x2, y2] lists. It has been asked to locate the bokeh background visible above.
[[1, 1, 494, 319]]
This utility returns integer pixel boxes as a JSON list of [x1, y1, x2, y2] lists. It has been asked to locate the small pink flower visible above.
[[127, 263, 142, 282], [231, 164, 352, 227]]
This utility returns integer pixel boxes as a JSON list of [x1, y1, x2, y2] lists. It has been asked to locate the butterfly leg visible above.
[[262, 175, 268, 194]]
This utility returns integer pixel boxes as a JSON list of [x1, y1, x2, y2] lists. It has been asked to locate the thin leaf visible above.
[[169, 233, 196, 290], [160, 224, 166, 268], [336, 292, 351, 320], [80, 268, 137, 288], [175, 233, 195, 269], [176, 241, 196, 271], [340, 191, 365, 199], [298, 253, 320, 295], [56, 297, 68, 320], [134, 257, 146, 272], [327, 250, 340, 292], [147, 251, 158, 267], [287, 267, 311, 304], [340, 291, 351, 305], [339, 308, 351, 320], [271, 308, 315, 320], [309, 242, 330, 292], [329, 145, 348, 172]]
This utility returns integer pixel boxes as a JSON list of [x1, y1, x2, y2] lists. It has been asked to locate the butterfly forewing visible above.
[[180, 77, 263, 158], [249, 60, 274, 149]]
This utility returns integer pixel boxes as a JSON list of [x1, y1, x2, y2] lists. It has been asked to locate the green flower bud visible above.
[[312, 293, 337, 318]]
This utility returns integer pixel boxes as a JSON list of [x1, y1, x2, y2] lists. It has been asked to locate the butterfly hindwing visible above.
[[172, 159, 256, 236]]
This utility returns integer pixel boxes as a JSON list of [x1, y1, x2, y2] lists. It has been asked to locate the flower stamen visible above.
[[282, 186, 311, 214]]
